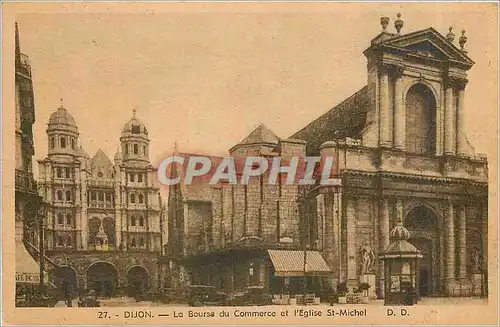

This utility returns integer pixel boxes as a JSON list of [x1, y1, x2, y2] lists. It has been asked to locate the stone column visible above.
[[378, 198, 390, 298], [346, 197, 357, 286], [445, 202, 456, 293], [393, 67, 406, 150], [444, 81, 456, 155], [379, 65, 391, 147], [456, 81, 468, 156], [458, 205, 467, 279]]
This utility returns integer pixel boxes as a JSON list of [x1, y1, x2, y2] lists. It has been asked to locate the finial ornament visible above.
[[132, 107, 137, 118], [394, 13, 404, 34], [380, 17, 390, 31], [60, 98, 64, 108], [446, 26, 455, 43], [459, 29, 468, 53]]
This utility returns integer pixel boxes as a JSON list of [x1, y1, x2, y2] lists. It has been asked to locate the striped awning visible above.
[[16, 241, 46, 284], [267, 250, 332, 277]]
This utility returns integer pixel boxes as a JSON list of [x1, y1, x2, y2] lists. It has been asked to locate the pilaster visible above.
[[378, 198, 390, 298], [444, 201, 457, 294], [379, 65, 391, 147], [393, 66, 406, 150], [456, 80, 468, 157], [346, 196, 357, 286], [444, 79, 456, 155]]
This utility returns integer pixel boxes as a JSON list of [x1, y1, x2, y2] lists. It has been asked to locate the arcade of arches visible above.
[[47, 254, 157, 299]]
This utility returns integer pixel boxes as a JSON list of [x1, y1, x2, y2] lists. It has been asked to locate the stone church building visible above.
[[164, 16, 488, 299], [37, 108, 163, 297]]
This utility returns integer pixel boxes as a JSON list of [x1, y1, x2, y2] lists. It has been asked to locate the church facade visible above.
[[37, 108, 163, 297], [164, 16, 488, 299]]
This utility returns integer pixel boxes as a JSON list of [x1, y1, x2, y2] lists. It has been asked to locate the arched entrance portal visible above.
[[126, 266, 150, 297], [86, 262, 118, 298], [405, 83, 437, 155], [405, 206, 440, 296], [54, 266, 78, 300]]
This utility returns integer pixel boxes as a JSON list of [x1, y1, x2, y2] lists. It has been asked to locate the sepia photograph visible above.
[[2, 1, 498, 325]]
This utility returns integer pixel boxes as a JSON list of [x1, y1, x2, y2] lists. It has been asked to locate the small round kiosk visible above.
[[379, 218, 423, 306]]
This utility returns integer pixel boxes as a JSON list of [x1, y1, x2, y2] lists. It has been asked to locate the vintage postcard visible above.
[[2, 1, 498, 325]]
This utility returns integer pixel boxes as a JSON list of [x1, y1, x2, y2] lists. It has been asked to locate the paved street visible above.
[[90, 296, 487, 308]]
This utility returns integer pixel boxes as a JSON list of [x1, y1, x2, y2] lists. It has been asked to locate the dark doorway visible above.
[[405, 206, 439, 296], [126, 266, 150, 297], [54, 266, 78, 301], [419, 267, 430, 296], [86, 262, 118, 298]]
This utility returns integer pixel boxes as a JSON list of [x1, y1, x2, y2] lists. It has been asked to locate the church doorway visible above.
[[126, 266, 150, 298], [54, 266, 78, 300], [86, 262, 118, 298], [405, 206, 440, 296]]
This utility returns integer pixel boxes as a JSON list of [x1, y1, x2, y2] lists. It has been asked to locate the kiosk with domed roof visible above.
[[379, 214, 423, 305]]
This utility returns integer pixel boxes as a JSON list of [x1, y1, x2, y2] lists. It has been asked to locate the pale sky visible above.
[[15, 3, 498, 173]]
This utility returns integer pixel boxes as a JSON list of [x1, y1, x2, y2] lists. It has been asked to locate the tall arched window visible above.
[[56, 168, 62, 178], [405, 84, 437, 155], [57, 190, 63, 201], [138, 194, 144, 204], [131, 237, 136, 247], [66, 213, 72, 225], [133, 144, 138, 154], [139, 237, 144, 247], [50, 137, 55, 149], [57, 213, 63, 225], [66, 190, 72, 202], [139, 216, 144, 227], [131, 215, 136, 226], [60, 137, 66, 148], [130, 194, 135, 203]]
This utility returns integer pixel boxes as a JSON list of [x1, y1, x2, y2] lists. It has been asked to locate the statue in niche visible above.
[[360, 243, 376, 275]]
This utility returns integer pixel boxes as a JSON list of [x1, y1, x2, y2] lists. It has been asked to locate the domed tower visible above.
[[38, 101, 82, 252], [47, 102, 79, 158], [120, 109, 150, 164]]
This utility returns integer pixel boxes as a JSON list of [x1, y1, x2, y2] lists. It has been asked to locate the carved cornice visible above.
[[342, 169, 487, 187], [378, 62, 406, 77], [443, 75, 468, 89]]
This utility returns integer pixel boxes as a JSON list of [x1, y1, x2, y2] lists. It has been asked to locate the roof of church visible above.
[[122, 110, 148, 136], [235, 124, 280, 147], [91, 149, 113, 167], [48, 106, 77, 129], [290, 86, 369, 155]]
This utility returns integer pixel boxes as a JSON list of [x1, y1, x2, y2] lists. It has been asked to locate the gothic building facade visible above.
[[15, 22, 47, 303], [37, 109, 163, 297], [163, 16, 488, 299]]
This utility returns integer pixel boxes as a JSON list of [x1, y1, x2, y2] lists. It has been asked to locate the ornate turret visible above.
[[119, 109, 150, 164], [46, 100, 79, 157], [114, 146, 123, 165]]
